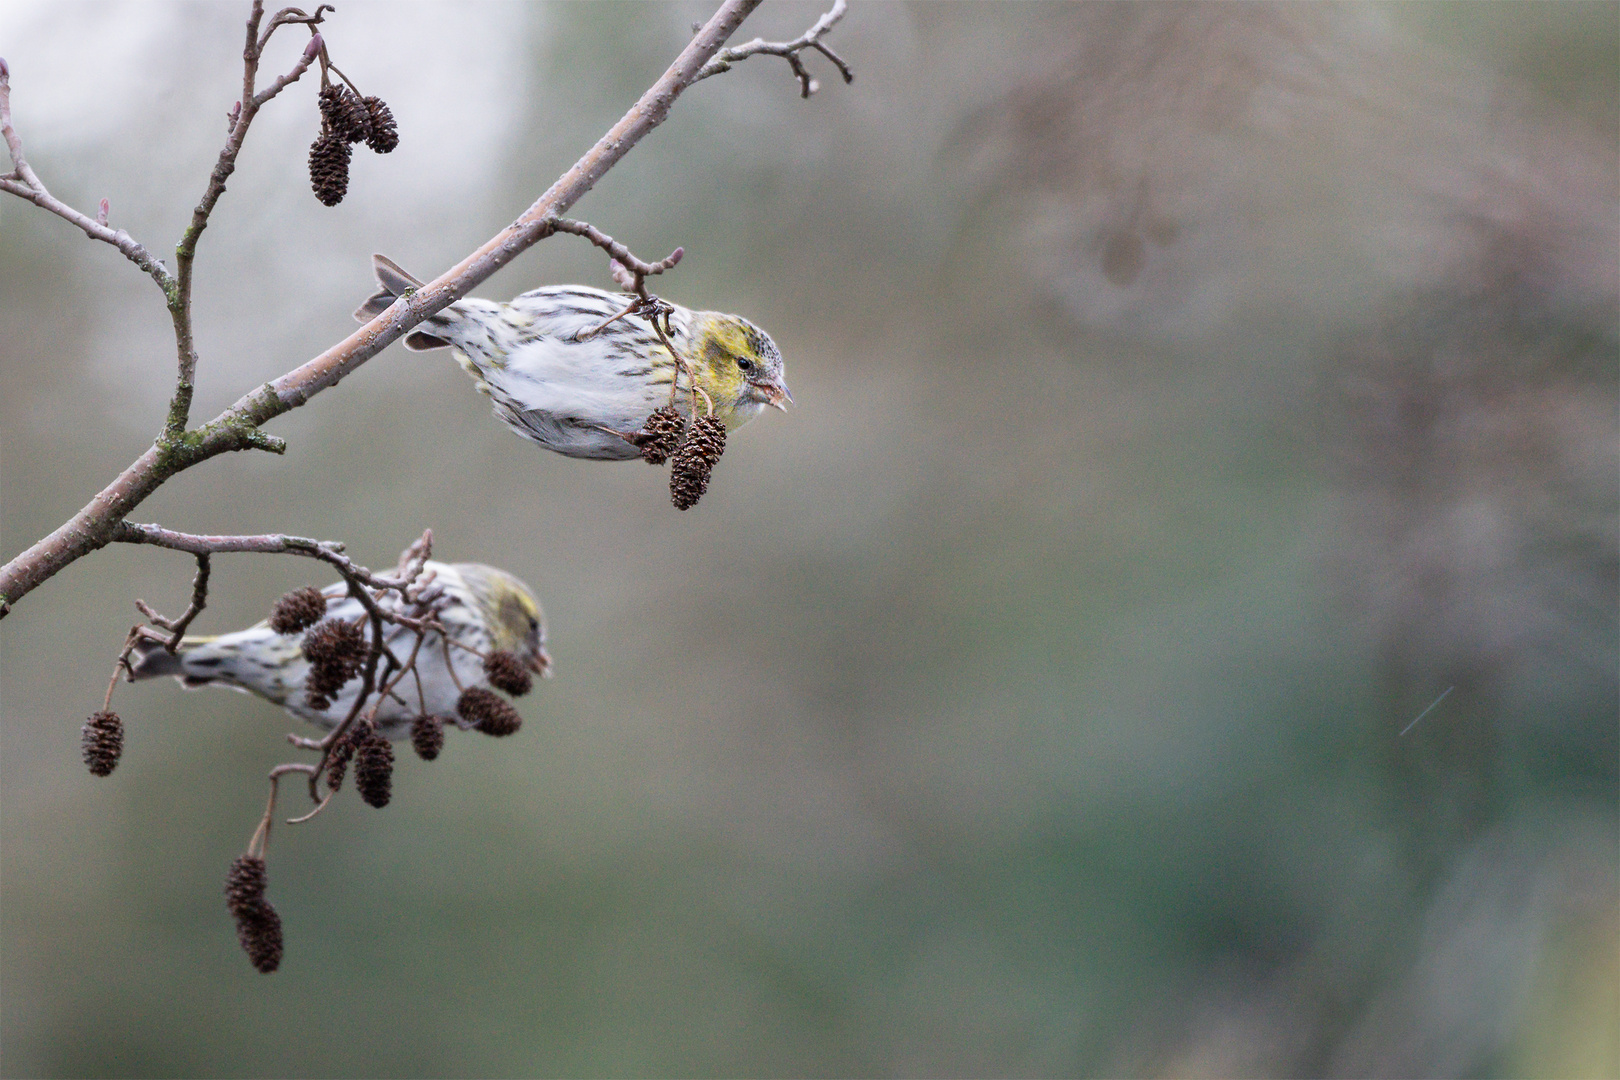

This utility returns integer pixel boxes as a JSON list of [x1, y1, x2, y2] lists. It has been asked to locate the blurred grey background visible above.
[[1, 2, 1615, 1076]]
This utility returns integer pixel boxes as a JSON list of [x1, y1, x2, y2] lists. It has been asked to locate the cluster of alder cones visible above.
[[631, 407, 729, 510], [216, 587, 537, 972], [308, 82, 398, 206], [226, 855, 283, 973], [267, 585, 530, 766]]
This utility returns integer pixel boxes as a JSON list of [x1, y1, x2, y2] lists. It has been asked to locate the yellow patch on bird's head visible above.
[[455, 563, 550, 675], [691, 313, 790, 426]]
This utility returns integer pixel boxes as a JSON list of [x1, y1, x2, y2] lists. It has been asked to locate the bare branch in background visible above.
[[168, 3, 325, 441]]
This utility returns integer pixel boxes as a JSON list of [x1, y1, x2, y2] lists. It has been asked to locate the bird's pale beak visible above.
[[529, 646, 553, 677], [752, 381, 793, 411]]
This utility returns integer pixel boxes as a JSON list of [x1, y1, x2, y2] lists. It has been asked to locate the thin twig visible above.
[[694, 0, 852, 97], [257, 5, 332, 53], [285, 789, 334, 825], [167, 5, 321, 442], [306, 574, 390, 801], [111, 522, 433, 595], [102, 625, 161, 711], [251, 763, 318, 854], [549, 217, 683, 297], [575, 295, 643, 342], [132, 553, 212, 649], [0, 59, 176, 293], [644, 305, 701, 412], [439, 637, 466, 693]]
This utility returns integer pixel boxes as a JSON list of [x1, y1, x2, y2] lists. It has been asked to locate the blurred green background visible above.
[[2, 3, 1615, 1076]]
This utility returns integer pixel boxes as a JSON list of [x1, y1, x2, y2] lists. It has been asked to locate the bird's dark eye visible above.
[[528, 615, 539, 630], [736, 356, 755, 373]]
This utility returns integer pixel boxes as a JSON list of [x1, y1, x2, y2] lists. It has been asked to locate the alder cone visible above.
[[236, 902, 284, 973], [411, 715, 446, 761], [634, 405, 686, 466], [224, 855, 268, 917], [457, 687, 522, 737], [362, 96, 399, 153], [224, 855, 282, 973], [308, 131, 351, 206], [269, 586, 326, 635], [319, 85, 371, 144], [81, 710, 124, 777], [302, 618, 365, 708], [670, 415, 727, 510], [354, 723, 394, 808], [326, 732, 356, 792], [317, 86, 345, 129], [484, 650, 534, 697]]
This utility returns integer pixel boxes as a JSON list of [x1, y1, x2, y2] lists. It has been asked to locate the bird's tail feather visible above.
[[127, 636, 218, 687], [353, 253, 452, 351]]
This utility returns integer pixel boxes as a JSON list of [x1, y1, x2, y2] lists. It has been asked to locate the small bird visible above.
[[128, 561, 548, 740], [355, 255, 791, 460]]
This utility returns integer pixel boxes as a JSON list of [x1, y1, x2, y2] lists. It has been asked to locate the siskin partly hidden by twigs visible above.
[[351, 255, 790, 480], [128, 561, 547, 741]]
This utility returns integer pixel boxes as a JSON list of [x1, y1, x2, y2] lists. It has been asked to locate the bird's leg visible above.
[[632, 295, 696, 411], [587, 422, 644, 445]]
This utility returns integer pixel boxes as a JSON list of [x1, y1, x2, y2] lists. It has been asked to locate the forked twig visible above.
[[695, 0, 852, 97], [549, 217, 683, 299], [133, 553, 212, 650]]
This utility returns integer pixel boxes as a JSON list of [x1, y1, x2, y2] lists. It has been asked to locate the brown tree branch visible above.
[[0, 56, 176, 294], [0, 0, 857, 616], [695, 0, 852, 97], [111, 522, 433, 596], [549, 217, 684, 290], [167, 4, 324, 442], [133, 553, 212, 650], [550, 217, 685, 340]]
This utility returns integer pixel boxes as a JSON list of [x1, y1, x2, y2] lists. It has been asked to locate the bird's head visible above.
[[692, 313, 792, 426], [456, 563, 551, 676]]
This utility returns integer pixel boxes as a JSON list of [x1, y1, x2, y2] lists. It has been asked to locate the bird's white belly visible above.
[[455, 336, 675, 461]]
